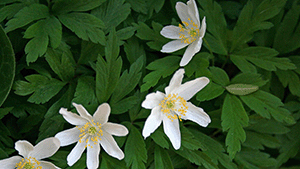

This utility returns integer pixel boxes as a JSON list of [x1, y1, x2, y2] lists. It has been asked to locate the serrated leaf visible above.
[[45, 43, 75, 82], [58, 13, 105, 45], [91, 0, 130, 33], [247, 118, 290, 134], [0, 121, 13, 147], [231, 73, 268, 87], [275, 69, 300, 97], [52, 0, 106, 14], [100, 153, 127, 169], [226, 84, 259, 96], [240, 90, 295, 124], [14, 74, 67, 104], [210, 66, 230, 86], [72, 76, 97, 106], [117, 26, 136, 41], [111, 56, 143, 103], [127, 0, 147, 14], [235, 148, 277, 169], [96, 30, 122, 103], [230, 0, 286, 52], [23, 16, 62, 64], [0, 107, 13, 119], [230, 54, 257, 73], [176, 148, 218, 169], [78, 40, 103, 65], [198, 0, 228, 55], [134, 21, 168, 51], [124, 37, 146, 65], [124, 124, 147, 169], [180, 126, 205, 151], [196, 82, 225, 102], [273, 3, 300, 54], [110, 95, 139, 114], [243, 131, 280, 150], [0, 2, 25, 23], [155, 145, 173, 169], [141, 56, 180, 92], [0, 26, 15, 107], [184, 53, 211, 78], [222, 94, 249, 159], [231, 47, 296, 72], [5, 3, 49, 32], [151, 127, 169, 149]]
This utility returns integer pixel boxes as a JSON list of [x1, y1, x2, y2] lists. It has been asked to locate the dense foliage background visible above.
[[0, 0, 300, 168]]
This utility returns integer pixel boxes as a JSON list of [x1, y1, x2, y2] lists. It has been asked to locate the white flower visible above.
[[160, 0, 206, 67], [0, 137, 60, 169], [55, 103, 128, 169], [142, 69, 211, 150]]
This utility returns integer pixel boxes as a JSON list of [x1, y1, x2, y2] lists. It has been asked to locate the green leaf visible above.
[[78, 40, 103, 65], [240, 90, 295, 124], [243, 131, 280, 150], [91, 0, 131, 33], [231, 47, 296, 72], [23, 16, 62, 64], [230, 54, 257, 73], [72, 76, 97, 106], [14, 74, 67, 104], [246, 118, 290, 135], [230, 0, 286, 52], [5, 3, 49, 32], [210, 66, 230, 86], [110, 95, 139, 114], [52, 0, 106, 14], [276, 122, 300, 167], [190, 129, 238, 169], [127, 0, 147, 14], [0, 2, 25, 23], [184, 53, 211, 78], [198, 0, 228, 55], [111, 56, 143, 103], [0, 107, 13, 119], [176, 148, 218, 169], [124, 37, 146, 65], [222, 94, 249, 159], [141, 56, 180, 92], [275, 69, 300, 97], [0, 121, 13, 147], [196, 82, 225, 102], [231, 73, 268, 87], [0, 26, 15, 107], [235, 148, 277, 169], [116, 26, 136, 41], [150, 127, 169, 149], [134, 21, 168, 51], [58, 13, 105, 45], [44, 43, 76, 82], [124, 124, 147, 169], [273, 2, 300, 54], [180, 126, 205, 151], [154, 145, 173, 169], [226, 84, 259, 96], [96, 30, 122, 103], [100, 153, 127, 169]]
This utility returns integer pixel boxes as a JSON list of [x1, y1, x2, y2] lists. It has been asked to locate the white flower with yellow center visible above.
[[55, 103, 128, 169], [142, 69, 211, 150], [160, 0, 206, 67], [0, 137, 60, 169]]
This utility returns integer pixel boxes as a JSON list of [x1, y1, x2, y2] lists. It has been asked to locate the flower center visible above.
[[15, 157, 42, 169], [77, 120, 103, 148], [159, 94, 188, 121], [178, 18, 199, 44]]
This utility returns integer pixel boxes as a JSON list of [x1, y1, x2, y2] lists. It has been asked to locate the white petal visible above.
[[87, 140, 100, 169], [100, 131, 124, 160], [93, 103, 111, 124], [187, 0, 200, 26], [55, 127, 80, 146], [72, 103, 93, 121], [180, 38, 202, 66], [173, 77, 210, 101], [0, 156, 22, 168], [199, 17, 206, 38], [59, 108, 89, 126], [142, 106, 163, 139], [15, 140, 33, 158], [29, 137, 60, 160], [165, 69, 185, 94], [160, 25, 181, 39], [102, 122, 128, 136], [176, 1, 190, 24], [181, 102, 211, 127], [161, 40, 189, 53], [163, 117, 181, 150], [141, 91, 165, 109], [67, 142, 86, 166], [39, 160, 61, 169]]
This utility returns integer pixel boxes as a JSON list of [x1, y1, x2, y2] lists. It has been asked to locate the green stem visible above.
[[203, 37, 214, 66]]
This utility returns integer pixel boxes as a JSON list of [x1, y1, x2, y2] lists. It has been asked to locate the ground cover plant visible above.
[[0, 0, 300, 168]]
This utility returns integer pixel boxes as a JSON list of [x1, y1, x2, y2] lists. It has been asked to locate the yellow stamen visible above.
[[15, 157, 42, 169], [178, 18, 199, 44], [77, 120, 103, 148], [159, 94, 188, 121]]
